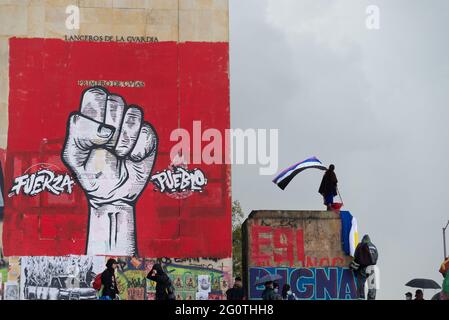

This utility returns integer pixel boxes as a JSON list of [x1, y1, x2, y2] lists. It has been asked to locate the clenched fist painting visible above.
[[62, 87, 158, 256], [3, 38, 231, 258]]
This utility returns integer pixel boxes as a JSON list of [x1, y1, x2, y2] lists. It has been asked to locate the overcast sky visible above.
[[229, 0, 449, 300]]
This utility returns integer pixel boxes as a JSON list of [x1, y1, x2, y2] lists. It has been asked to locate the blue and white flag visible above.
[[273, 156, 327, 190], [340, 211, 359, 257]]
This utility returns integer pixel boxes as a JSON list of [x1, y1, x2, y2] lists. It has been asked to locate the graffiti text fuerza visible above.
[[9, 170, 75, 197]]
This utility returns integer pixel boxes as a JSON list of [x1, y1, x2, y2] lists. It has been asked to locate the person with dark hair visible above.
[[414, 289, 425, 300], [146, 263, 174, 300], [100, 258, 120, 300], [319, 164, 338, 211], [281, 284, 297, 300], [261, 281, 276, 301], [226, 276, 245, 300], [405, 292, 413, 300]]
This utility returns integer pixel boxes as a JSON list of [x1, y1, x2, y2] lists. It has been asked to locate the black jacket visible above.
[[262, 287, 280, 300], [226, 287, 245, 300], [354, 242, 378, 267], [101, 268, 119, 299], [147, 265, 171, 300], [319, 170, 338, 196]]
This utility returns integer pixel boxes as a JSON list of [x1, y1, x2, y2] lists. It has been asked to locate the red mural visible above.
[[2, 38, 231, 258], [250, 224, 345, 267]]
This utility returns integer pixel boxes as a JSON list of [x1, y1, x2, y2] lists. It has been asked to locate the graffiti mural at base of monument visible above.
[[20, 256, 104, 300], [4, 256, 232, 300], [249, 267, 357, 300]]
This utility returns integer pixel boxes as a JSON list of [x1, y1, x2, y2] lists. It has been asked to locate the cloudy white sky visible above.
[[229, 0, 449, 300]]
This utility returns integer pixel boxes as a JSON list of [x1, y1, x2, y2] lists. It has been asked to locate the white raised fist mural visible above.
[[62, 87, 158, 256]]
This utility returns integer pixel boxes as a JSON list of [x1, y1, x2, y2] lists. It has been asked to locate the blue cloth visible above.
[[340, 211, 353, 255], [99, 296, 112, 300], [324, 194, 334, 205]]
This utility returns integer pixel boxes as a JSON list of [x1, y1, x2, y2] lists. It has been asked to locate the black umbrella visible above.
[[405, 278, 441, 289], [254, 274, 283, 286]]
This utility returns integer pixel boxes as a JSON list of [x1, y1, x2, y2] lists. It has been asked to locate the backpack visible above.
[[93, 273, 102, 291]]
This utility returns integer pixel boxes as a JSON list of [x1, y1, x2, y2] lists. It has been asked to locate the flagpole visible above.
[[337, 187, 344, 205], [444, 220, 449, 260]]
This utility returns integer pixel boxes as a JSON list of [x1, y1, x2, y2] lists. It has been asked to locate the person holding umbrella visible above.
[[262, 281, 279, 300], [405, 278, 441, 300], [255, 274, 283, 301]]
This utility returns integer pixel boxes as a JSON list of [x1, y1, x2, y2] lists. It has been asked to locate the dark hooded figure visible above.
[[319, 164, 338, 210], [101, 258, 119, 300], [226, 276, 245, 300], [352, 235, 378, 300], [147, 263, 171, 300]]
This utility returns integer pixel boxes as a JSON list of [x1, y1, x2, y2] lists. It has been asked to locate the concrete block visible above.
[[0, 5, 28, 36]]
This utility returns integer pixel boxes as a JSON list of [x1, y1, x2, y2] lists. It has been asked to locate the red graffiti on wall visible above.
[[2, 38, 231, 258], [250, 224, 345, 267], [0, 149, 6, 168]]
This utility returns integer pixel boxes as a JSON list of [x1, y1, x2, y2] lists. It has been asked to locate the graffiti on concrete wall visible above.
[[249, 223, 347, 267], [0, 155, 4, 212], [0, 157, 5, 289], [9, 169, 74, 197], [0, 256, 231, 300], [151, 166, 207, 194], [3, 38, 231, 259], [4, 281, 19, 300], [144, 257, 232, 300], [249, 267, 357, 300], [161, 263, 230, 300], [110, 256, 149, 301], [20, 256, 104, 300], [0, 1, 231, 300]]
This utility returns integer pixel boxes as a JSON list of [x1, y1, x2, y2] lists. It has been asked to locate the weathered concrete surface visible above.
[[243, 210, 352, 269], [0, 0, 229, 149], [243, 210, 356, 300]]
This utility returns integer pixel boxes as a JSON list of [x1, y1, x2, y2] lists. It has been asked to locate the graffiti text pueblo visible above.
[[249, 267, 357, 300], [151, 167, 207, 193]]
